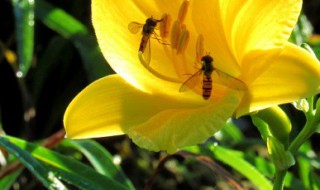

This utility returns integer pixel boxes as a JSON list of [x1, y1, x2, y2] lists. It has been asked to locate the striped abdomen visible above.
[[139, 35, 150, 53], [202, 76, 212, 100]]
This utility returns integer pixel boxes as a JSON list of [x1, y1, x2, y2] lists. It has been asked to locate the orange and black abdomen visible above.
[[139, 35, 150, 53], [202, 76, 212, 100]]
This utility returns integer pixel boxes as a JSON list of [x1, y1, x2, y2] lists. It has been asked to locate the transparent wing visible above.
[[128, 22, 143, 34], [213, 69, 247, 90], [179, 70, 203, 92], [142, 37, 151, 65]]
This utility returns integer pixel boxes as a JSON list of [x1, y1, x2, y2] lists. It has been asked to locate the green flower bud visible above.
[[292, 99, 309, 113], [252, 106, 292, 147]]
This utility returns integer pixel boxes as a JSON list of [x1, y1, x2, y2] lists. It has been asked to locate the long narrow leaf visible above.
[[32, 36, 71, 101], [310, 172, 320, 190], [11, 0, 34, 76], [35, 0, 113, 81], [210, 145, 272, 190], [60, 139, 135, 190], [215, 120, 244, 145], [0, 168, 23, 190], [3, 135, 128, 190], [0, 137, 67, 190], [184, 144, 273, 190]]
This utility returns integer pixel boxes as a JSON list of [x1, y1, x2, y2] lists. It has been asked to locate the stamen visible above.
[[160, 13, 171, 39], [196, 34, 205, 62], [181, 23, 187, 31], [178, 0, 189, 23], [138, 52, 181, 83], [170, 20, 181, 49], [176, 29, 190, 54]]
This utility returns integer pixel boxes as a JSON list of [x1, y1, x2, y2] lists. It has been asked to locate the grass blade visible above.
[[184, 144, 272, 190], [11, 0, 34, 76], [60, 139, 135, 190], [35, 0, 113, 81], [3, 135, 128, 190], [209, 145, 272, 190], [0, 137, 67, 189], [0, 168, 23, 190]]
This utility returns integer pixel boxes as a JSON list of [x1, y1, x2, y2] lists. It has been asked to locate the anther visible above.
[[160, 13, 171, 39], [196, 34, 204, 62], [178, 0, 189, 23], [170, 20, 181, 49], [181, 23, 187, 31], [176, 29, 190, 54]]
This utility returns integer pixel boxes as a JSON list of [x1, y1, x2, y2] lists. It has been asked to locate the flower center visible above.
[[170, 0, 190, 55], [135, 0, 246, 100], [138, 0, 192, 84]]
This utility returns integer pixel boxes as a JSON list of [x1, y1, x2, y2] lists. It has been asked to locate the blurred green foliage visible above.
[[0, 0, 319, 189]]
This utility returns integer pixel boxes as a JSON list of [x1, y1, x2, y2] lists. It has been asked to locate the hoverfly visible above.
[[128, 17, 164, 64], [179, 54, 247, 100]]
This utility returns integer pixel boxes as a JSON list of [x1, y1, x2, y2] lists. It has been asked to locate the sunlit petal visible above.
[[229, 0, 302, 62], [128, 91, 241, 153], [64, 74, 208, 139], [92, 0, 195, 93], [237, 43, 320, 116], [192, 0, 240, 76], [65, 0, 320, 153]]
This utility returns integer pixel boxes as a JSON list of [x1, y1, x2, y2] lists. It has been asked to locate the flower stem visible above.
[[288, 116, 319, 153], [273, 170, 286, 190], [289, 98, 320, 153]]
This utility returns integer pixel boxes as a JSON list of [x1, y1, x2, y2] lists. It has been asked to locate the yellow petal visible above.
[[192, 0, 302, 75], [192, 0, 240, 76], [128, 91, 241, 153], [64, 74, 203, 139], [92, 0, 192, 93], [229, 0, 302, 62], [237, 43, 320, 116], [64, 75, 242, 153]]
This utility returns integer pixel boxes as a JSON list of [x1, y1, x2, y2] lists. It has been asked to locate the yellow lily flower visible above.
[[64, 0, 320, 153]]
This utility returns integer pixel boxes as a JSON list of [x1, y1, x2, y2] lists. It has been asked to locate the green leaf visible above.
[[250, 156, 275, 178], [35, 0, 113, 81], [290, 14, 313, 45], [310, 172, 320, 190], [251, 115, 270, 142], [31, 36, 71, 101], [3, 136, 129, 190], [252, 106, 292, 147], [0, 137, 67, 190], [0, 168, 23, 190], [60, 139, 135, 190], [245, 153, 304, 190], [211, 145, 273, 190], [184, 145, 273, 190], [214, 119, 243, 145], [296, 141, 320, 189], [11, 0, 35, 76], [267, 136, 295, 171], [208, 145, 272, 190], [283, 172, 307, 190]]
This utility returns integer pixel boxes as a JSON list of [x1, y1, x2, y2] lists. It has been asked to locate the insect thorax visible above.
[[143, 18, 158, 34], [202, 60, 214, 77]]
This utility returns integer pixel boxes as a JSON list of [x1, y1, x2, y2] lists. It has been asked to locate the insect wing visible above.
[[213, 69, 247, 90], [142, 36, 151, 65], [179, 70, 203, 92], [128, 22, 143, 34]]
